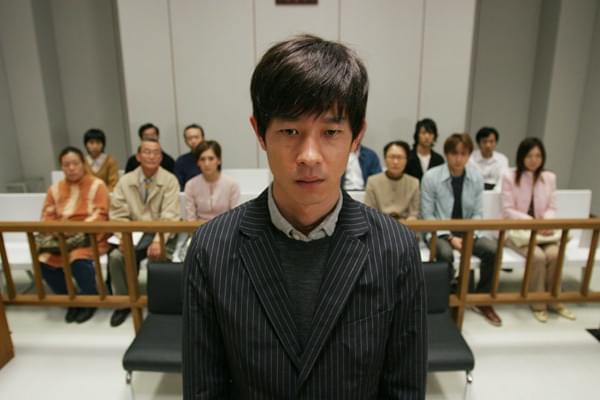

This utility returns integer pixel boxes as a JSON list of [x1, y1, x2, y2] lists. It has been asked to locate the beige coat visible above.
[[110, 166, 181, 242]]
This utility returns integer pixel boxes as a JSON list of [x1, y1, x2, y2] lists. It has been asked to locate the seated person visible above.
[[501, 137, 575, 323], [108, 138, 181, 327], [421, 133, 501, 326], [175, 123, 204, 190], [184, 140, 240, 220], [83, 128, 119, 191], [469, 126, 509, 190], [39, 146, 110, 324], [406, 118, 445, 181], [124, 123, 175, 173], [342, 140, 381, 190], [364, 140, 419, 221]]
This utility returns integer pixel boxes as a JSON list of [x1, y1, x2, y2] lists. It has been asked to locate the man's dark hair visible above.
[[515, 137, 546, 185], [183, 123, 205, 139], [443, 133, 474, 155], [194, 140, 222, 171], [412, 118, 438, 148], [475, 126, 499, 144], [250, 34, 369, 140], [83, 128, 106, 148], [138, 123, 160, 139], [383, 140, 410, 159], [58, 146, 85, 165]]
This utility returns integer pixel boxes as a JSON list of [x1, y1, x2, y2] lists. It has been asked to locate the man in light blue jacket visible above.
[[421, 133, 501, 327]]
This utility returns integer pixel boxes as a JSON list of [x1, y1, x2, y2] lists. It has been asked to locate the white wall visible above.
[[534, 0, 597, 187], [51, 0, 129, 166], [115, 0, 478, 168], [0, 49, 23, 189], [169, 0, 256, 168], [0, 0, 58, 186], [419, 0, 477, 144], [571, 6, 600, 215], [469, 0, 541, 161], [115, 0, 179, 158]]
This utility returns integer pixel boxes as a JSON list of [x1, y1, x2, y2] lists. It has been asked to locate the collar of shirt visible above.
[[267, 184, 343, 242], [86, 153, 107, 173], [440, 164, 477, 184]]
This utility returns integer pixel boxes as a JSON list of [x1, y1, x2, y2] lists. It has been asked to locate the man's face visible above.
[[418, 128, 435, 148], [184, 128, 204, 150], [141, 127, 159, 141], [85, 139, 103, 158], [251, 111, 363, 210], [384, 144, 408, 177], [136, 141, 162, 173], [478, 135, 497, 158], [445, 143, 470, 175]]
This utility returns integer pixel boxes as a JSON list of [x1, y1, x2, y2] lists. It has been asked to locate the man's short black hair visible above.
[[83, 128, 106, 148], [412, 118, 438, 148], [250, 34, 369, 140], [184, 123, 205, 138], [138, 123, 159, 139], [475, 126, 499, 144], [383, 140, 410, 158]]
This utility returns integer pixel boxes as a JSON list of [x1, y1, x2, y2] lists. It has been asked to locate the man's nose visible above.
[[297, 135, 323, 166]]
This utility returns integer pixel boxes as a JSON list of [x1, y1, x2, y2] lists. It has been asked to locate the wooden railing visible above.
[[1, 218, 599, 337], [405, 218, 600, 328], [0, 221, 205, 334]]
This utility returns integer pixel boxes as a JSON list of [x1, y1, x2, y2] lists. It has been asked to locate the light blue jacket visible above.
[[420, 163, 484, 237]]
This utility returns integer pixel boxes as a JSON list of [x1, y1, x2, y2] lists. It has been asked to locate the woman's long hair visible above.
[[515, 137, 546, 185]]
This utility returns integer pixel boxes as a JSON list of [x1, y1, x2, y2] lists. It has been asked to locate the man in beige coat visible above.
[[108, 138, 181, 326]]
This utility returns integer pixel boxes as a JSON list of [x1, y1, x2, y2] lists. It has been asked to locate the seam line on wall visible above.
[[416, 0, 427, 120], [167, 0, 181, 152]]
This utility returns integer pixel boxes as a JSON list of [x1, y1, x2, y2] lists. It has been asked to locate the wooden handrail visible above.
[[0, 218, 599, 333]]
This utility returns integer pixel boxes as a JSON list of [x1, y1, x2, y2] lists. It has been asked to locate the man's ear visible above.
[[249, 116, 267, 151], [351, 120, 367, 152], [135, 152, 141, 164]]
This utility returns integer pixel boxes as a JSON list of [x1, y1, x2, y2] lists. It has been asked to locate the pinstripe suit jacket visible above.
[[183, 190, 427, 399]]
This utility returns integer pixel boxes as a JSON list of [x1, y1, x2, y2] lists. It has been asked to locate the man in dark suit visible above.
[[183, 35, 427, 399]]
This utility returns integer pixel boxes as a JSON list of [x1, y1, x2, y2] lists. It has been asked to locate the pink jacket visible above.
[[501, 169, 556, 220]]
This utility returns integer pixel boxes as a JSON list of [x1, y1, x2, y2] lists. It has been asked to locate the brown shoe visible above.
[[474, 305, 502, 327]]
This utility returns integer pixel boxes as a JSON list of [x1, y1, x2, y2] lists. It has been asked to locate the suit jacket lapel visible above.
[[296, 193, 369, 389], [239, 191, 302, 370]]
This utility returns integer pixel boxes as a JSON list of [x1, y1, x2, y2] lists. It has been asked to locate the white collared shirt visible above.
[[469, 149, 509, 189], [344, 150, 364, 190], [267, 185, 343, 242]]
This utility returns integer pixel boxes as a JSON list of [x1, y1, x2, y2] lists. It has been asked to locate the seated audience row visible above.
[[365, 134, 575, 325], [39, 139, 239, 326]]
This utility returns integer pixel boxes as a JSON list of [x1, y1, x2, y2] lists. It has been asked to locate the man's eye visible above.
[[279, 129, 299, 136], [324, 129, 341, 137]]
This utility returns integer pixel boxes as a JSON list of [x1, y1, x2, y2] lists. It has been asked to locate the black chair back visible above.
[[423, 262, 451, 314], [147, 262, 183, 315]]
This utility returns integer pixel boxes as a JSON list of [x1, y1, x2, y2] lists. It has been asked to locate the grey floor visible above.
[[1, 268, 599, 400]]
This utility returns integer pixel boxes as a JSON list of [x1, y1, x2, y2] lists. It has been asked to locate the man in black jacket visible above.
[[182, 35, 427, 399]]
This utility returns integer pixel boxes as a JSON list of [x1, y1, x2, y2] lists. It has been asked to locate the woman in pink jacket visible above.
[[501, 137, 575, 323]]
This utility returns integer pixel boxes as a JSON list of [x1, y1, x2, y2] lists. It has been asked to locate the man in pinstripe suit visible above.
[[183, 35, 427, 399]]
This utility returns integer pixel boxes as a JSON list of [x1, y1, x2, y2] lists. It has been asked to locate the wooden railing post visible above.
[[521, 230, 538, 298], [0, 234, 16, 300], [0, 298, 14, 369], [551, 229, 570, 298], [491, 230, 506, 298], [57, 233, 77, 300], [581, 229, 599, 297], [453, 231, 474, 329], [90, 235, 107, 300], [121, 232, 142, 333], [26, 233, 46, 300]]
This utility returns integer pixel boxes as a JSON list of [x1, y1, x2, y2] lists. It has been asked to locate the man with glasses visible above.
[[108, 138, 180, 327]]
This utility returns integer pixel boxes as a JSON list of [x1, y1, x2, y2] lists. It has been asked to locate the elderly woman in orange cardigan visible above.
[[39, 146, 110, 324]]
